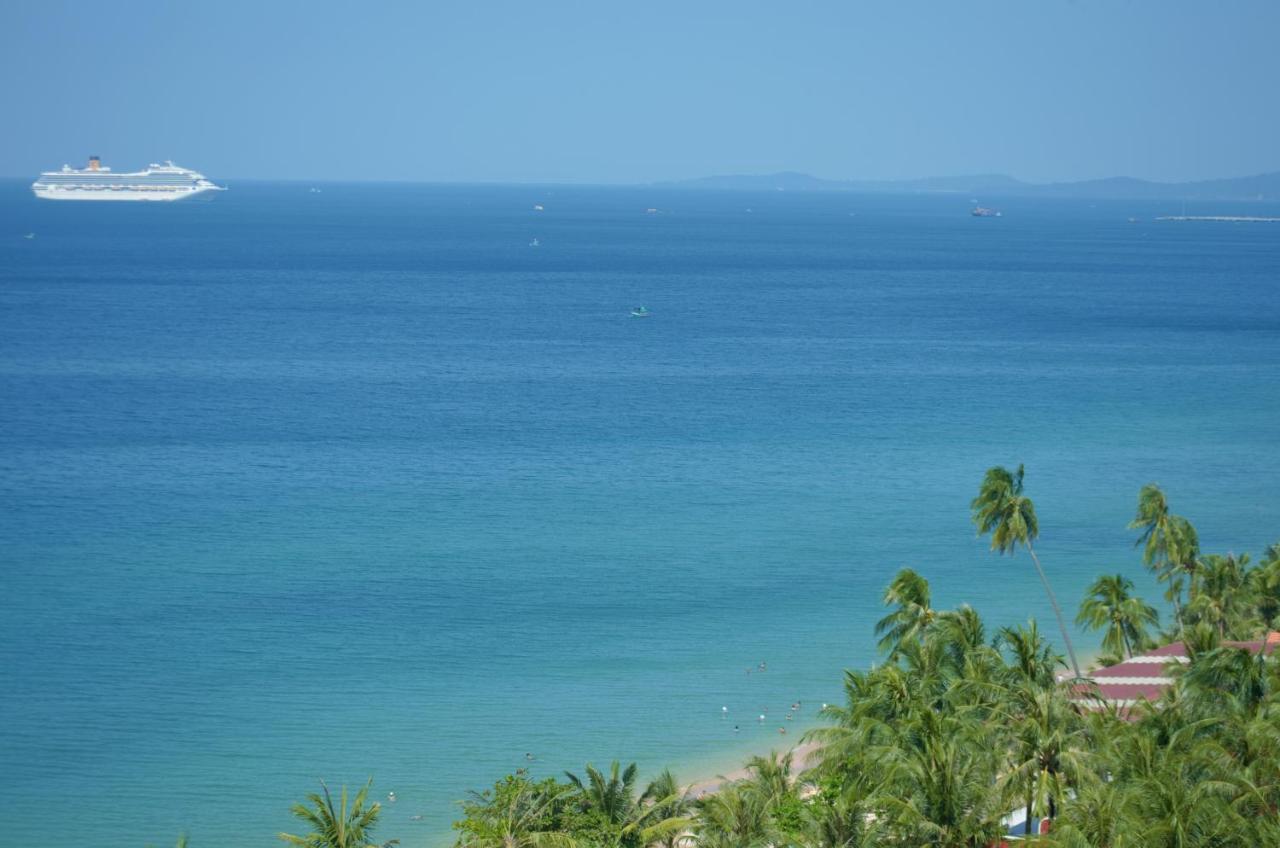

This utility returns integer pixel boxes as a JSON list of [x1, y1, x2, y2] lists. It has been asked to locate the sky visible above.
[[2, 1, 1278, 184]]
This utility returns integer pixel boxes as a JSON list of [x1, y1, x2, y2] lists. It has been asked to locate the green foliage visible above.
[[874, 567, 935, 658], [280, 781, 396, 848], [453, 775, 578, 848], [972, 463, 1083, 679], [1077, 573, 1160, 659]]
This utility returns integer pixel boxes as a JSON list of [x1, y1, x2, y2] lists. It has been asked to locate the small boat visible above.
[[23, 233, 35, 239], [645, 208, 658, 214], [971, 206, 1001, 217], [630, 306, 650, 318], [309, 187, 322, 193], [533, 204, 544, 211], [529, 238, 540, 247]]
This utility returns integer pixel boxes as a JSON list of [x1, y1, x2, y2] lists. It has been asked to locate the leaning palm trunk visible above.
[[1028, 545, 1082, 680]]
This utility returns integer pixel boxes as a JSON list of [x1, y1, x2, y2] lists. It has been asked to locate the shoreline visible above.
[[683, 739, 824, 799], [678, 646, 1104, 800]]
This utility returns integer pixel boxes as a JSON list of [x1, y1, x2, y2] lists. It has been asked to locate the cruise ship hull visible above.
[[32, 185, 222, 201]]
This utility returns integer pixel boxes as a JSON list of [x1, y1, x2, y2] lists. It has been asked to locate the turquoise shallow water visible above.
[[1, 182, 1278, 847]]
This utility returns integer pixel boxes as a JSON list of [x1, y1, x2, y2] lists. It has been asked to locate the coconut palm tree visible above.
[[637, 770, 693, 848], [971, 464, 1082, 679], [1076, 574, 1160, 659], [870, 708, 1005, 848], [932, 604, 989, 673], [565, 762, 640, 828], [1046, 778, 1137, 848], [740, 751, 796, 808], [453, 777, 576, 848], [1128, 485, 1201, 625], [873, 567, 936, 658], [1187, 553, 1259, 640], [996, 685, 1094, 836], [694, 783, 772, 848], [566, 762, 690, 848], [797, 782, 882, 848], [279, 781, 398, 848], [996, 620, 1062, 689], [1248, 542, 1280, 627]]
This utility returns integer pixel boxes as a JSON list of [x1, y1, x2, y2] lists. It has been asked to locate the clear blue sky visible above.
[[3, 1, 1278, 183]]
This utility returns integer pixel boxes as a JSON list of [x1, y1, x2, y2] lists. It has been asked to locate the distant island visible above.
[[656, 170, 1280, 201]]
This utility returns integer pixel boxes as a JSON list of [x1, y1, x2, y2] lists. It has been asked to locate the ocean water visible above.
[[1, 182, 1278, 848]]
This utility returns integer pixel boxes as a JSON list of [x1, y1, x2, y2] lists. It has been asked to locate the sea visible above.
[[1, 181, 1278, 848]]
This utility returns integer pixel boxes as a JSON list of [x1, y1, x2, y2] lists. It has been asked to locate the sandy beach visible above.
[[685, 740, 824, 798]]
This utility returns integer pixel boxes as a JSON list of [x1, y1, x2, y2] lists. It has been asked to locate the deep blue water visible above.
[[1, 182, 1278, 848]]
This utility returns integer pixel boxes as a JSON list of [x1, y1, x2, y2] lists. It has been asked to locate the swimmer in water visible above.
[[758, 714, 765, 722], [778, 727, 787, 735], [733, 725, 740, 733], [388, 792, 397, 803], [525, 753, 535, 762], [722, 706, 728, 715]]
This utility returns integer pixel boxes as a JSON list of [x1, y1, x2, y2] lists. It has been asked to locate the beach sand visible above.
[[684, 740, 823, 798]]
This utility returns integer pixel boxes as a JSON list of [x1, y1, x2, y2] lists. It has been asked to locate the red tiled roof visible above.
[[1069, 633, 1277, 712]]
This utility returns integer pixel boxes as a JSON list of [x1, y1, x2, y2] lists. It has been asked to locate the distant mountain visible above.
[[658, 171, 1280, 200]]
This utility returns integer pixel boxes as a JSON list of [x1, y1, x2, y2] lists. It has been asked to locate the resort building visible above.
[[1070, 632, 1280, 713]]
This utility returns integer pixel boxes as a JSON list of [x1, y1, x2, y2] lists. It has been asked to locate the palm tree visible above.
[[933, 604, 989, 672], [1046, 778, 1137, 848], [694, 783, 772, 848], [279, 781, 398, 848], [454, 778, 576, 848], [1249, 542, 1280, 627], [1128, 485, 1201, 624], [741, 751, 795, 807], [870, 708, 1005, 848], [797, 782, 881, 848], [996, 620, 1062, 689], [996, 685, 1094, 836], [637, 770, 692, 848], [565, 762, 640, 828], [874, 568, 936, 658], [1187, 553, 1258, 640], [971, 464, 1082, 679], [1076, 574, 1159, 659], [566, 762, 690, 848]]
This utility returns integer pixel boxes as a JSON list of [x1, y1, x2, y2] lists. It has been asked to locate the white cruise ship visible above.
[[32, 156, 225, 201]]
